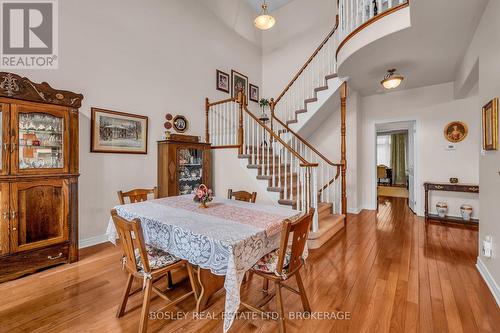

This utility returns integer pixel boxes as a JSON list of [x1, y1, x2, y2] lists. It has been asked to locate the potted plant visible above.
[[259, 98, 270, 121]]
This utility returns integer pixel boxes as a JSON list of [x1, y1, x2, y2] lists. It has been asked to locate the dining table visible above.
[[106, 194, 299, 332]]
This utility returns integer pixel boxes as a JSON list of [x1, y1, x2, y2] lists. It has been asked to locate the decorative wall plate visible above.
[[444, 121, 468, 143], [173, 115, 188, 133]]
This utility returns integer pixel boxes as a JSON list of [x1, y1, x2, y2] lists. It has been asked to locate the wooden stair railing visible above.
[[206, 92, 321, 231], [271, 16, 339, 123], [265, 14, 345, 215]]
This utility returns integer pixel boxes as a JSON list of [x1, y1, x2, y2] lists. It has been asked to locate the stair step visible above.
[[296, 109, 307, 114], [286, 119, 298, 125], [318, 202, 333, 219], [304, 97, 317, 104], [308, 214, 345, 249], [314, 85, 329, 93], [325, 74, 338, 80]]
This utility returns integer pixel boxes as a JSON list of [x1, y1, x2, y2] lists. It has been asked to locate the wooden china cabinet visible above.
[[0, 72, 83, 283], [157, 134, 211, 198]]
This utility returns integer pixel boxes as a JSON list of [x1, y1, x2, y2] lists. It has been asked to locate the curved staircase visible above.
[[205, 17, 349, 249]]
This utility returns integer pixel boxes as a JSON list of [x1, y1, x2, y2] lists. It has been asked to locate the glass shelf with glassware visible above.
[[18, 113, 64, 170]]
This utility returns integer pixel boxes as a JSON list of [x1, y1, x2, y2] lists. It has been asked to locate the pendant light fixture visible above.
[[254, 1, 276, 30], [381, 69, 404, 90]]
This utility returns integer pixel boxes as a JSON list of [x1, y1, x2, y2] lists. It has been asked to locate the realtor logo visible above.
[[0, 0, 58, 69]]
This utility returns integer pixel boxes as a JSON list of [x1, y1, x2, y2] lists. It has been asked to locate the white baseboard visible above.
[[476, 257, 500, 307], [79, 234, 109, 249]]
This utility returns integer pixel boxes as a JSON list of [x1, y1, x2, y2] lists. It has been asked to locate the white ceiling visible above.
[[244, 0, 295, 12], [337, 0, 488, 96]]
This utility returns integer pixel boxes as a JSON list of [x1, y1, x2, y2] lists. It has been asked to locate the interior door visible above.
[[407, 123, 416, 212], [0, 103, 10, 175], [10, 179, 68, 253], [0, 183, 9, 256], [11, 102, 69, 175]]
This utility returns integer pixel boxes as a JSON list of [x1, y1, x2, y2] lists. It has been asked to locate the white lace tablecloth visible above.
[[106, 195, 298, 332]]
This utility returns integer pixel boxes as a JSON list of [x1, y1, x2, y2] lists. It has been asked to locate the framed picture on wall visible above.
[[216, 70, 229, 93], [91, 108, 148, 154], [444, 121, 468, 143], [482, 97, 498, 150], [249, 84, 259, 103], [231, 69, 248, 100]]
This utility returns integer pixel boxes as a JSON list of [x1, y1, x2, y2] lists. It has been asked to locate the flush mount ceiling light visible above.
[[381, 69, 404, 90], [254, 1, 275, 30]]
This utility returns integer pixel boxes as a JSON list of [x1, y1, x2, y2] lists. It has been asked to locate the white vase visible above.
[[460, 204, 473, 221], [436, 202, 448, 218]]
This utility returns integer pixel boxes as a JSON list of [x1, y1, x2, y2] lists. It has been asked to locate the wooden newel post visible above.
[[237, 91, 244, 154], [205, 97, 210, 143], [340, 82, 347, 219], [270, 98, 275, 134]]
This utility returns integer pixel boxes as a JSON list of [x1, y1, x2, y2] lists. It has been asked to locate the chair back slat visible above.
[[228, 189, 257, 203], [111, 209, 151, 273], [276, 209, 314, 276], [117, 187, 158, 205]]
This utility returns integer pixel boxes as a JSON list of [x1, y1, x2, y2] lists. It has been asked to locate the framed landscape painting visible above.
[[91, 108, 148, 154]]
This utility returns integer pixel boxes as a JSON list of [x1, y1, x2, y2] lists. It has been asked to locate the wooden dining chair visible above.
[[227, 189, 257, 203], [241, 209, 314, 333], [111, 209, 198, 333], [117, 187, 158, 205]]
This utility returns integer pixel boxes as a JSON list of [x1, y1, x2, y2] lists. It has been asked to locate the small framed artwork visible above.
[[173, 115, 189, 133], [216, 70, 229, 93], [444, 121, 468, 143], [231, 69, 248, 99], [482, 98, 498, 150], [249, 84, 259, 103], [91, 108, 148, 154]]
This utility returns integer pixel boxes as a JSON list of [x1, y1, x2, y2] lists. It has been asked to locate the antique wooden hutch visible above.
[[157, 134, 211, 198], [0, 72, 83, 282]]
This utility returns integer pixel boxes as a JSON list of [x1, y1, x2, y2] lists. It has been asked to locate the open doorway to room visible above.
[[376, 121, 417, 213]]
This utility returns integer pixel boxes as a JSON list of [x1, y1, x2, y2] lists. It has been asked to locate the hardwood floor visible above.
[[0, 197, 498, 333]]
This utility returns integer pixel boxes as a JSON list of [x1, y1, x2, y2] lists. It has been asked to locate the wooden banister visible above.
[[241, 97, 317, 168], [274, 15, 339, 105], [270, 109, 342, 168], [207, 97, 237, 107]]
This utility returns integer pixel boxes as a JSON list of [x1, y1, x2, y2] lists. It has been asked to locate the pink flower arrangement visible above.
[[193, 184, 213, 207]]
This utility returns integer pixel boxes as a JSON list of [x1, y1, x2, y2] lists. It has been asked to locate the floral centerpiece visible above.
[[193, 184, 213, 208]]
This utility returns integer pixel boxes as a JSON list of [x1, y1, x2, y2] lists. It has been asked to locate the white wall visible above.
[[212, 149, 275, 205], [359, 82, 480, 218], [9, 0, 262, 242], [261, 0, 336, 99], [306, 89, 361, 213], [456, 0, 500, 303]]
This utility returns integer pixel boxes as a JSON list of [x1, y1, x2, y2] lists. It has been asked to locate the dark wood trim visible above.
[[424, 182, 479, 229], [90, 107, 148, 154], [0, 72, 83, 108], [336, 1, 410, 58]]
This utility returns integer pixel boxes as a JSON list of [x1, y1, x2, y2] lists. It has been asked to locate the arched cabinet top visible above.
[[0, 72, 83, 108]]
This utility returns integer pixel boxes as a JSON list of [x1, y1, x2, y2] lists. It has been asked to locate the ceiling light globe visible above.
[[254, 14, 276, 30], [382, 77, 403, 89]]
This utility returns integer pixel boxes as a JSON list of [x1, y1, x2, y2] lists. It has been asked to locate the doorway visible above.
[[376, 121, 416, 213]]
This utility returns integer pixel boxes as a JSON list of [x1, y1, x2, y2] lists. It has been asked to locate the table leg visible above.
[[196, 268, 225, 312]]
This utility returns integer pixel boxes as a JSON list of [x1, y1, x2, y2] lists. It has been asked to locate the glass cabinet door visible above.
[[177, 148, 203, 195], [12, 104, 69, 174], [11, 180, 68, 252]]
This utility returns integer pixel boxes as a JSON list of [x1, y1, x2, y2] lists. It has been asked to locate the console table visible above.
[[424, 182, 479, 228]]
